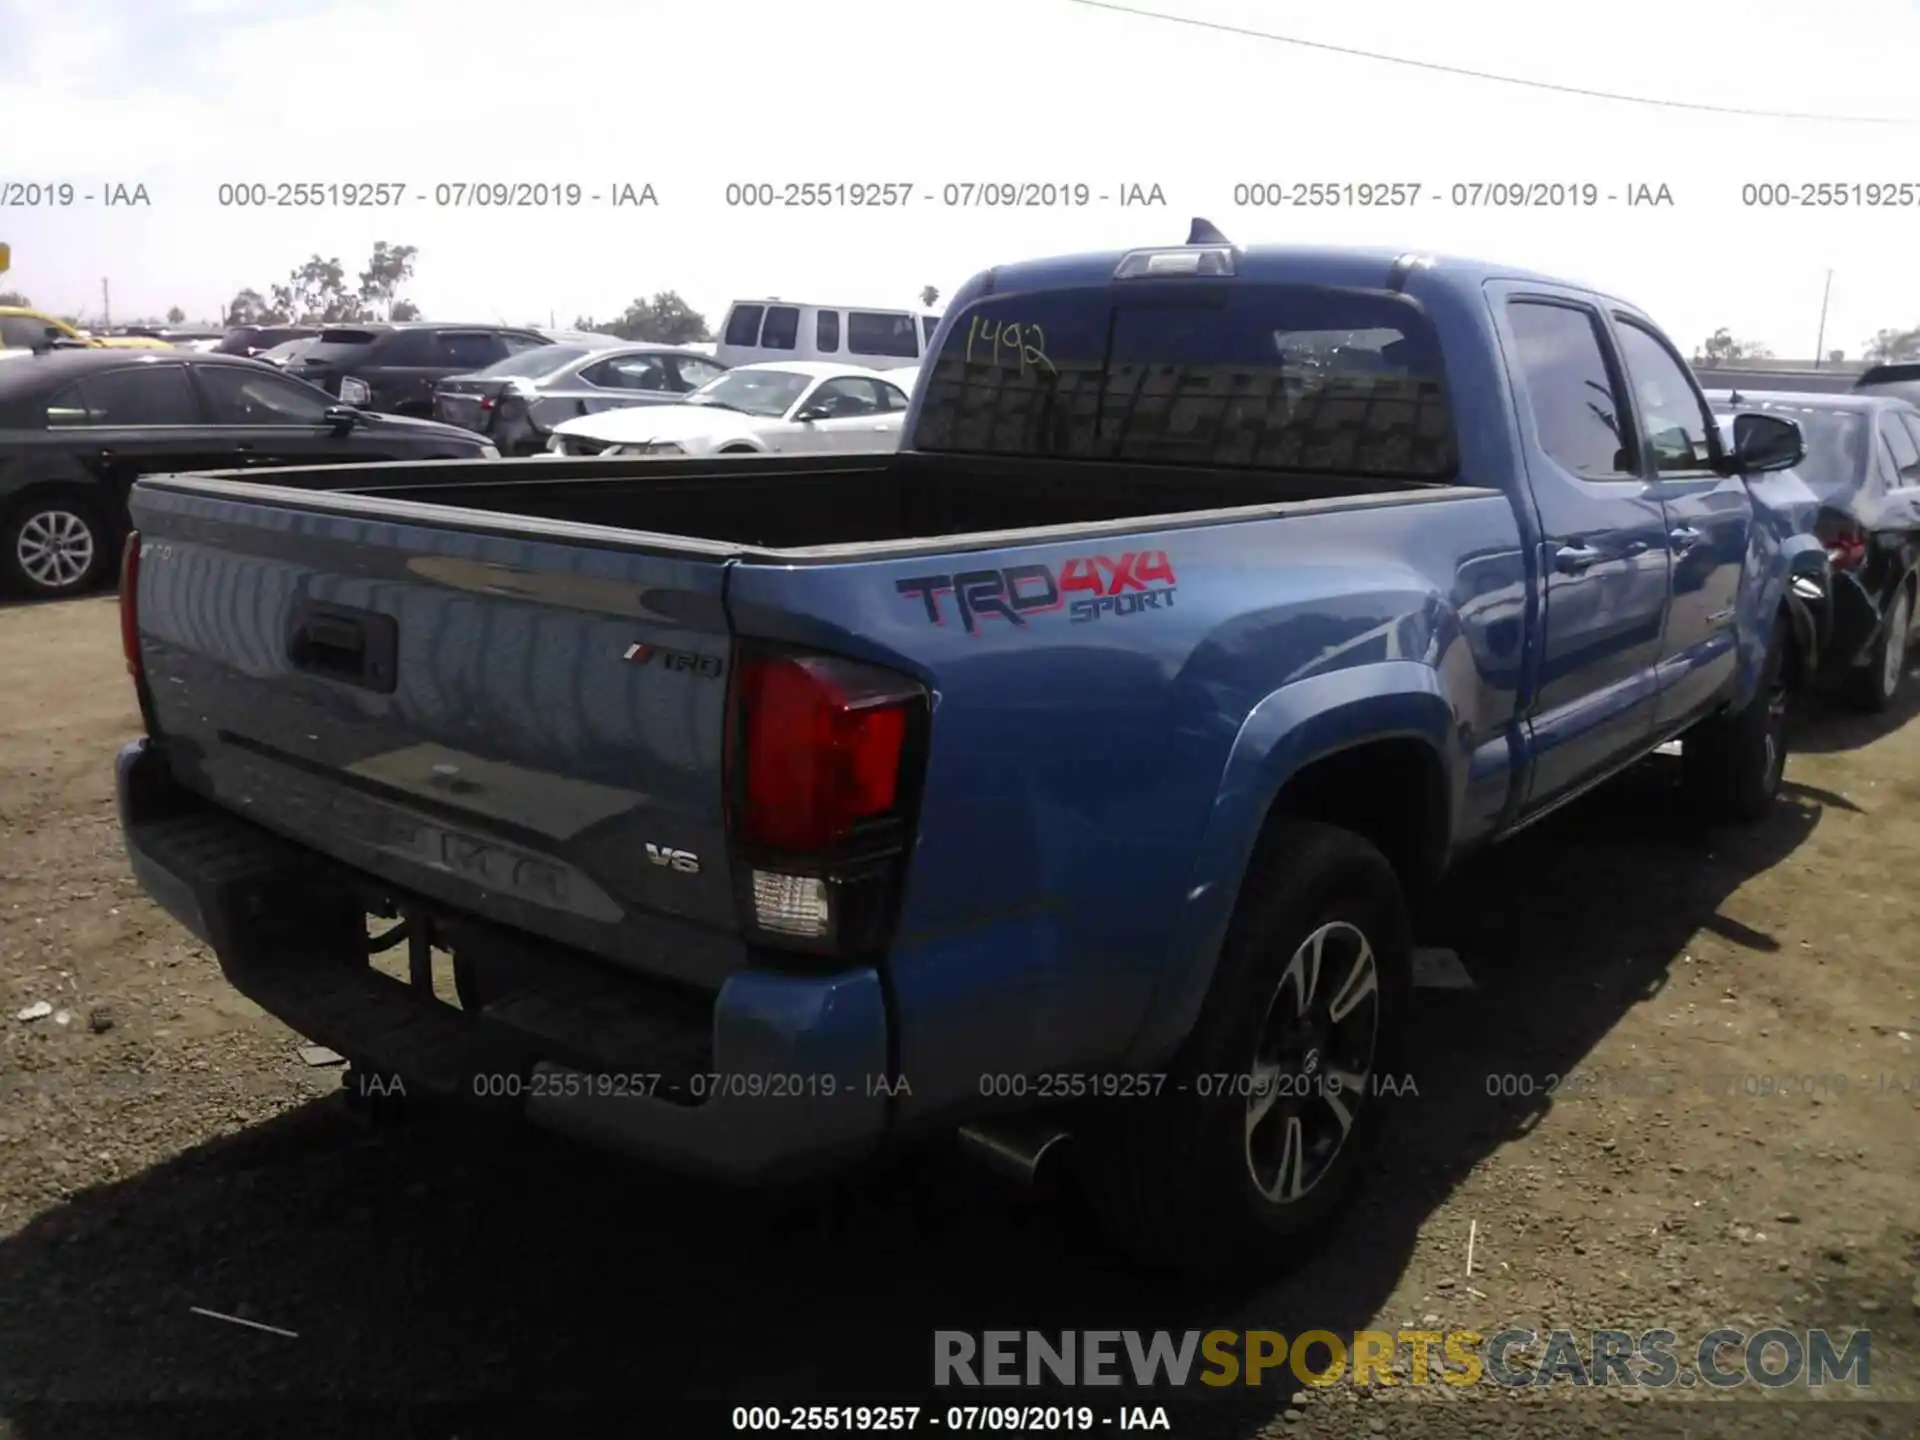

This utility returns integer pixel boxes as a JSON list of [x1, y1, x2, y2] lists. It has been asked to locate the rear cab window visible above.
[[816, 310, 841, 352], [914, 285, 1456, 478]]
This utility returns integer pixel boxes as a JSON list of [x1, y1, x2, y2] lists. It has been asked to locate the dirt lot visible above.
[[0, 594, 1915, 1439]]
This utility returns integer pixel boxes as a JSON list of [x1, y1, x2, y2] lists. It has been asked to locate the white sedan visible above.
[[545, 360, 910, 457]]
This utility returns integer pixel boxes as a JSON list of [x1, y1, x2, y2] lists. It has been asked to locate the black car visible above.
[[212, 324, 321, 358], [0, 349, 498, 599], [1707, 388, 1920, 709], [283, 322, 552, 417]]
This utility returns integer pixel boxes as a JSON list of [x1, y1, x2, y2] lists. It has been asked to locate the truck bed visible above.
[[319, 451, 1447, 553]]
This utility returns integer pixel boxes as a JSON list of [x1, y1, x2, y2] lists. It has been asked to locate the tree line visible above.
[[4, 276, 951, 342], [223, 241, 422, 326], [1696, 324, 1920, 366]]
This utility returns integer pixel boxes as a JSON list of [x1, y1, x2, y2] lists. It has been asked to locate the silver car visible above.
[[430, 342, 729, 456]]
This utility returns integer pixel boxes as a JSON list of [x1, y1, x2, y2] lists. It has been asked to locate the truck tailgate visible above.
[[127, 476, 749, 990]]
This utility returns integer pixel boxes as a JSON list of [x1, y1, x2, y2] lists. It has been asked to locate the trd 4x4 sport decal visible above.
[[895, 551, 1177, 636]]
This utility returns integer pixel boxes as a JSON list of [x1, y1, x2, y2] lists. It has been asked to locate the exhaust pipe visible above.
[[957, 1118, 1072, 1186]]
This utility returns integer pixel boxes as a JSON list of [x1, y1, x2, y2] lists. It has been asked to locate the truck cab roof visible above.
[[967, 236, 1614, 309]]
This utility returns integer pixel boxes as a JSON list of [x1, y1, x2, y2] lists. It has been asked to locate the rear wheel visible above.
[[1848, 584, 1912, 713], [0, 492, 110, 599], [1681, 613, 1790, 823], [1084, 820, 1411, 1275]]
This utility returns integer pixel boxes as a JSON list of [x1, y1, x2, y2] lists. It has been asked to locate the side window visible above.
[[815, 309, 841, 353], [847, 311, 919, 359], [1613, 319, 1714, 473], [723, 304, 765, 347], [500, 333, 548, 356], [805, 378, 883, 417], [1897, 411, 1920, 472], [198, 365, 330, 425], [1506, 301, 1636, 480], [381, 330, 440, 366], [76, 366, 201, 425], [43, 382, 96, 425], [1874, 434, 1903, 496], [670, 356, 725, 390], [760, 306, 799, 350], [875, 381, 907, 411], [581, 354, 671, 391], [1, 315, 51, 348], [437, 331, 506, 369], [1881, 411, 1920, 483]]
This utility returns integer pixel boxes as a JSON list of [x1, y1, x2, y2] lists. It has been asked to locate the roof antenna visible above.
[[1187, 217, 1231, 246]]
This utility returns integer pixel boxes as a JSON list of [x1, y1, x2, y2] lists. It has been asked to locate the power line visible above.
[[1064, 0, 1920, 127]]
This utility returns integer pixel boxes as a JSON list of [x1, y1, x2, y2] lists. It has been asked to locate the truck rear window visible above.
[[913, 285, 1456, 479]]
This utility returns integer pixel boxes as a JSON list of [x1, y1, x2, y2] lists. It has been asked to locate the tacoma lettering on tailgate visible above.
[[895, 551, 1177, 635]]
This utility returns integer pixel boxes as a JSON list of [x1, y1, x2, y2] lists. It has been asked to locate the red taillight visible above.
[[478, 395, 497, 411], [733, 652, 915, 853], [1816, 512, 1868, 570], [119, 530, 142, 678]]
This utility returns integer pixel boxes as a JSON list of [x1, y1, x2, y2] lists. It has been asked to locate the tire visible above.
[[1085, 820, 1412, 1276], [1681, 613, 1790, 823], [0, 492, 110, 599], [1846, 583, 1912, 713]]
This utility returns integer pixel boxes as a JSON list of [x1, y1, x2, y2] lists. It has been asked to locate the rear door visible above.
[[1491, 287, 1674, 808], [1608, 313, 1751, 730]]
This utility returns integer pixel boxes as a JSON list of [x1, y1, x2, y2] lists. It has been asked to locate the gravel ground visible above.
[[0, 594, 1915, 1439]]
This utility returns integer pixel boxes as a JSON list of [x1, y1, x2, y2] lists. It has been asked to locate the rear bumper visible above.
[[116, 738, 891, 1182]]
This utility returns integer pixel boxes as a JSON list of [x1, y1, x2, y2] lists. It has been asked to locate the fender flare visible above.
[[1120, 662, 1459, 1069]]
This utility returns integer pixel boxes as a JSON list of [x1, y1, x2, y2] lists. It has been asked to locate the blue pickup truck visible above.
[[114, 230, 1828, 1270]]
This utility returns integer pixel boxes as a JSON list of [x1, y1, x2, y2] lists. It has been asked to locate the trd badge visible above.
[[623, 643, 724, 678]]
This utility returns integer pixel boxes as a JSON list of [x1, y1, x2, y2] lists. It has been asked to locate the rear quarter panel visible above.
[[726, 485, 1529, 1120]]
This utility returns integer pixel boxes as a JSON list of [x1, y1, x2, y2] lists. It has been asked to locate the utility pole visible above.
[[100, 277, 110, 329], [1813, 269, 1833, 367]]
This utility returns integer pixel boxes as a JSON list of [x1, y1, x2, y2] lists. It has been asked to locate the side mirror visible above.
[[794, 404, 831, 423], [1729, 412, 1805, 473], [323, 404, 359, 433]]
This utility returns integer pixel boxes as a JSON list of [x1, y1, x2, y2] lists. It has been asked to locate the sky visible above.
[[4, 0, 1920, 358]]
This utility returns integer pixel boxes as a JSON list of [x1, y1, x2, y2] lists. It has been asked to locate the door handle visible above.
[[1554, 543, 1602, 574], [287, 600, 397, 693], [1670, 526, 1702, 553]]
